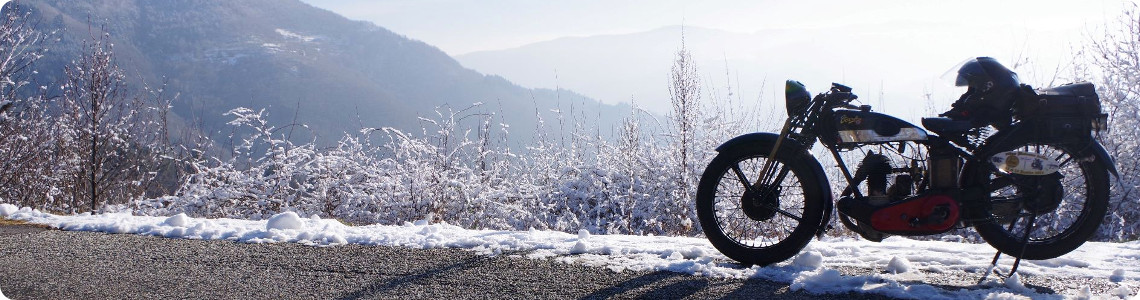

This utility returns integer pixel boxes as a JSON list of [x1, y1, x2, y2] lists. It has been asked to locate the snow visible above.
[[0, 204, 16, 216], [1001, 273, 1033, 294], [1, 207, 1138, 299], [266, 211, 303, 230], [1113, 269, 1128, 283], [1111, 286, 1137, 299], [887, 256, 912, 274], [275, 29, 317, 42], [161, 213, 189, 227], [793, 251, 823, 269]]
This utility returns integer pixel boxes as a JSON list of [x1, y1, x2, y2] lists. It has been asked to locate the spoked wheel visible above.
[[972, 142, 1109, 260], [696, 146, 825, 266]]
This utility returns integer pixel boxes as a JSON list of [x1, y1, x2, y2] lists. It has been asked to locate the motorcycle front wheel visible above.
[[971, 141, 1109, 260], [696, 145, 825, 266]]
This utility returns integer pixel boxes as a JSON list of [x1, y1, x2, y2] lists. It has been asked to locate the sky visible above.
[[295, 0, 1136, 118], [298, 0, 1126, 56]]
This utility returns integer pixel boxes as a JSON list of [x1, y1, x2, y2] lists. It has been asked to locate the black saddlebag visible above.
[[1014, 82, 1107, 143]]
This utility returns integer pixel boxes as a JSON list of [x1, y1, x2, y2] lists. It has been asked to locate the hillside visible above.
[[4, 0, 627, 144]]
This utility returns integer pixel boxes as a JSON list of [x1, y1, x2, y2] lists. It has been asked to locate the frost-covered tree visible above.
[[0, 4, 54, 208], [662, 36, 703, 235], [669, 37, 701, 189], [56, 31, 167, 213], [1087, 4, 1140, 240]]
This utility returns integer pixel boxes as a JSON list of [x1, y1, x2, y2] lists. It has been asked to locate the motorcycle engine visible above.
[[838, 193, 961, 235], [837, 150, 961, 236], [854, 153, 892, 204], [869, 194, 960, 233], [852, 152, 915, 204]]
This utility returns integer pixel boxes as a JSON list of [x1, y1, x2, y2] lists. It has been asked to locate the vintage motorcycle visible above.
[[696, 57, 1117, 272]]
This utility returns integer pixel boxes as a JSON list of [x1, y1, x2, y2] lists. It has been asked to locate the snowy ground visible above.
[[1, 204, 1137, 300]]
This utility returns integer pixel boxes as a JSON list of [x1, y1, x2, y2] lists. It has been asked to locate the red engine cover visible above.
[[870, 195, 959, 233]]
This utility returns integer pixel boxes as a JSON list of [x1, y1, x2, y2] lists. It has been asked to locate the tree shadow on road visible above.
[[579, 271, 705, 299], [334, 254, 495, 299], [579, 269, 900, 299]]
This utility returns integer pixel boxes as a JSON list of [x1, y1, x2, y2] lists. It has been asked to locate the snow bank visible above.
[[1, 207, 1137, 299]]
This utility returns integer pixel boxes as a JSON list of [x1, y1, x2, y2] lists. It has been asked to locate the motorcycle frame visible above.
[[769, 84, 999, 236]]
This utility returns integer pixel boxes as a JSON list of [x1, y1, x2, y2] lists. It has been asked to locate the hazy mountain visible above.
[[455, 25, 949, 117], [456, 24, 1074, 121], [5, 0, 627, 144]]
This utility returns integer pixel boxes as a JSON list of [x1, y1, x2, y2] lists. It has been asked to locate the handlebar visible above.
[[825, 82, 858, 107], [798, 82, 861, 119], [830, 83, 853, 93]]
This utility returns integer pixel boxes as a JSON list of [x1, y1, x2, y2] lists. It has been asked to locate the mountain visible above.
[[455, 25, 953, 117], [455, 24, 1077, 120], [4, 0, 627, 144], [458, 26, 776, 115]]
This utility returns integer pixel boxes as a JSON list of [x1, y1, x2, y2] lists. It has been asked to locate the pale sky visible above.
[[298, 0, 1126, 56]]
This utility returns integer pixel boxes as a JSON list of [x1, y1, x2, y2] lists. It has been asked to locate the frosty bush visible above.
[[130, 43, 771, 237]]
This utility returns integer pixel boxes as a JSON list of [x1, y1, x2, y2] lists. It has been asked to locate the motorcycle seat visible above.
[[921, 117, 973, 135]]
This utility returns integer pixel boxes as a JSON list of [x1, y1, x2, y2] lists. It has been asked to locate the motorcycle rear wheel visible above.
[[971, 141, 1109, 260], [696, 145, 825, 266]]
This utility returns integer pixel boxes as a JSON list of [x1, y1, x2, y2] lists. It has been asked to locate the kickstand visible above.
[[978, 250, 1025, 284], [977, 214, 1037, 284]]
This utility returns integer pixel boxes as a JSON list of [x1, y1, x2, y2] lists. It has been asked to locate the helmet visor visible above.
[[941, 57, 991, 87]]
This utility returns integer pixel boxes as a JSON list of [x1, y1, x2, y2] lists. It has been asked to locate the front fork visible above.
[[754, 119, 795, 188], [752, 118, 833, 237], [729, 119, 821, 230]]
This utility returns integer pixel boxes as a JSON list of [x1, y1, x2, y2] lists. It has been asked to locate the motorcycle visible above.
[[696, 57, 1117, 275]]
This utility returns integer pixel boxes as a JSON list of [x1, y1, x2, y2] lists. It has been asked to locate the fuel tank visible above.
[[833, 110, 928, 145]]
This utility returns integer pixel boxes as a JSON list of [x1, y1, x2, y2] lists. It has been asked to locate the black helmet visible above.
[[942, 57, 1021, 125]]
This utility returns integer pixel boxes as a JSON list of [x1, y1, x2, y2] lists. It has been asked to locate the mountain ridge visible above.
[[454, 22, 1042, 118], [6, 0, 625, 145]]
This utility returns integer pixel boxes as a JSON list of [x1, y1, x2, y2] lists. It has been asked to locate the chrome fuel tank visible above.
[[833, 110, 928, 145]]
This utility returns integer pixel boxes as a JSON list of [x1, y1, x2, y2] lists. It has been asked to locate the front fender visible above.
[[715, 132, 834, 237], [716, 132, 786, 152]]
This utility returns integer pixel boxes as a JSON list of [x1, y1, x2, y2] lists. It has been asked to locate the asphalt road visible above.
[[0, 224, 1121, 299]]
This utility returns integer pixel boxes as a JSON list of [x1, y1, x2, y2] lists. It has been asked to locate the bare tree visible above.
[[58, 30, 155, 212]]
